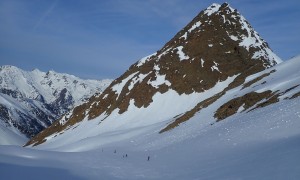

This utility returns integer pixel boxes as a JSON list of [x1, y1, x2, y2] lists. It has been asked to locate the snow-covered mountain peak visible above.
[[0, 65, 110, 104], [136, 3, 282, 70], [0, 65, 20, 71], [204, 3, 221, 16], [26, 3, 284, 147]]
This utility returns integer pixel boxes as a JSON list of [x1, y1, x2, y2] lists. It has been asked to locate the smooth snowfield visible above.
[[0, 97, 300, 179]]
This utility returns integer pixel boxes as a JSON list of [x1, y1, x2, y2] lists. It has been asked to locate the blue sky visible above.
[[0, 0, 299, 79]]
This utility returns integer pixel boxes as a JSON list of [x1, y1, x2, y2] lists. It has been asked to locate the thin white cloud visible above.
[[34, 0, 58, 30]]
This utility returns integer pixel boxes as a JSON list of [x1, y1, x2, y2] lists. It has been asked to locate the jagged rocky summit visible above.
[[0, 65, 111, 143], [26, 3, 292, 148]]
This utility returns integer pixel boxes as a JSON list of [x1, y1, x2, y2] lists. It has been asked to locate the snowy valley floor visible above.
[[0, 98, 300, 180]]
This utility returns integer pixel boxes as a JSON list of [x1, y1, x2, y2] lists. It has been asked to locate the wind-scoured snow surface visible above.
[[1, 57, 300, 179]]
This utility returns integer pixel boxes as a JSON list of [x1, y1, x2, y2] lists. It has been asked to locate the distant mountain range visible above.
[[0, 65, 111, 145]]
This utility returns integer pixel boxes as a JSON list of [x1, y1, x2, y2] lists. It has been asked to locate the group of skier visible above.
[[110, 149, 150, 161]]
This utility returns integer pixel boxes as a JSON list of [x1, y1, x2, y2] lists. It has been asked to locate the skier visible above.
[[147, 156, 150, 161]]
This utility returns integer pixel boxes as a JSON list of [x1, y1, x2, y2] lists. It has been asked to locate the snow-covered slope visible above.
[[2, 56, 300, 180], [27, 55, 300, 151], [27, 2, 282, 147], [0, 121, 27, 145], [0, 65, 111, 144]]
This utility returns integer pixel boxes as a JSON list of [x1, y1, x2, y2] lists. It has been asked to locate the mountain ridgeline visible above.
[[26, 3, 284, 147], [0, 65, 111, 141]]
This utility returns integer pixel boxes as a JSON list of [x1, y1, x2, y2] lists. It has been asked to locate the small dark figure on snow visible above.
[[114, 150, 116, 153], [147, 156, 150, 161], [126, 154, 128, 157]]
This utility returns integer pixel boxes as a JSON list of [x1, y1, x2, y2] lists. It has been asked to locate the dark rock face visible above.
[[50, 88, 74, 115], [1, 88, 23, 99], [0, 88, 71, 137], [0, 105, 10, 122], [26, 3, 282, 146]]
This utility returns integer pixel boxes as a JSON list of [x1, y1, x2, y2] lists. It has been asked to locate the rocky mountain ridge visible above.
[[26, 3, 288, 148]]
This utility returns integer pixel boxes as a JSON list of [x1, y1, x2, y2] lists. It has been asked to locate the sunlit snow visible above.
[[176, 46, 190, 61]]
